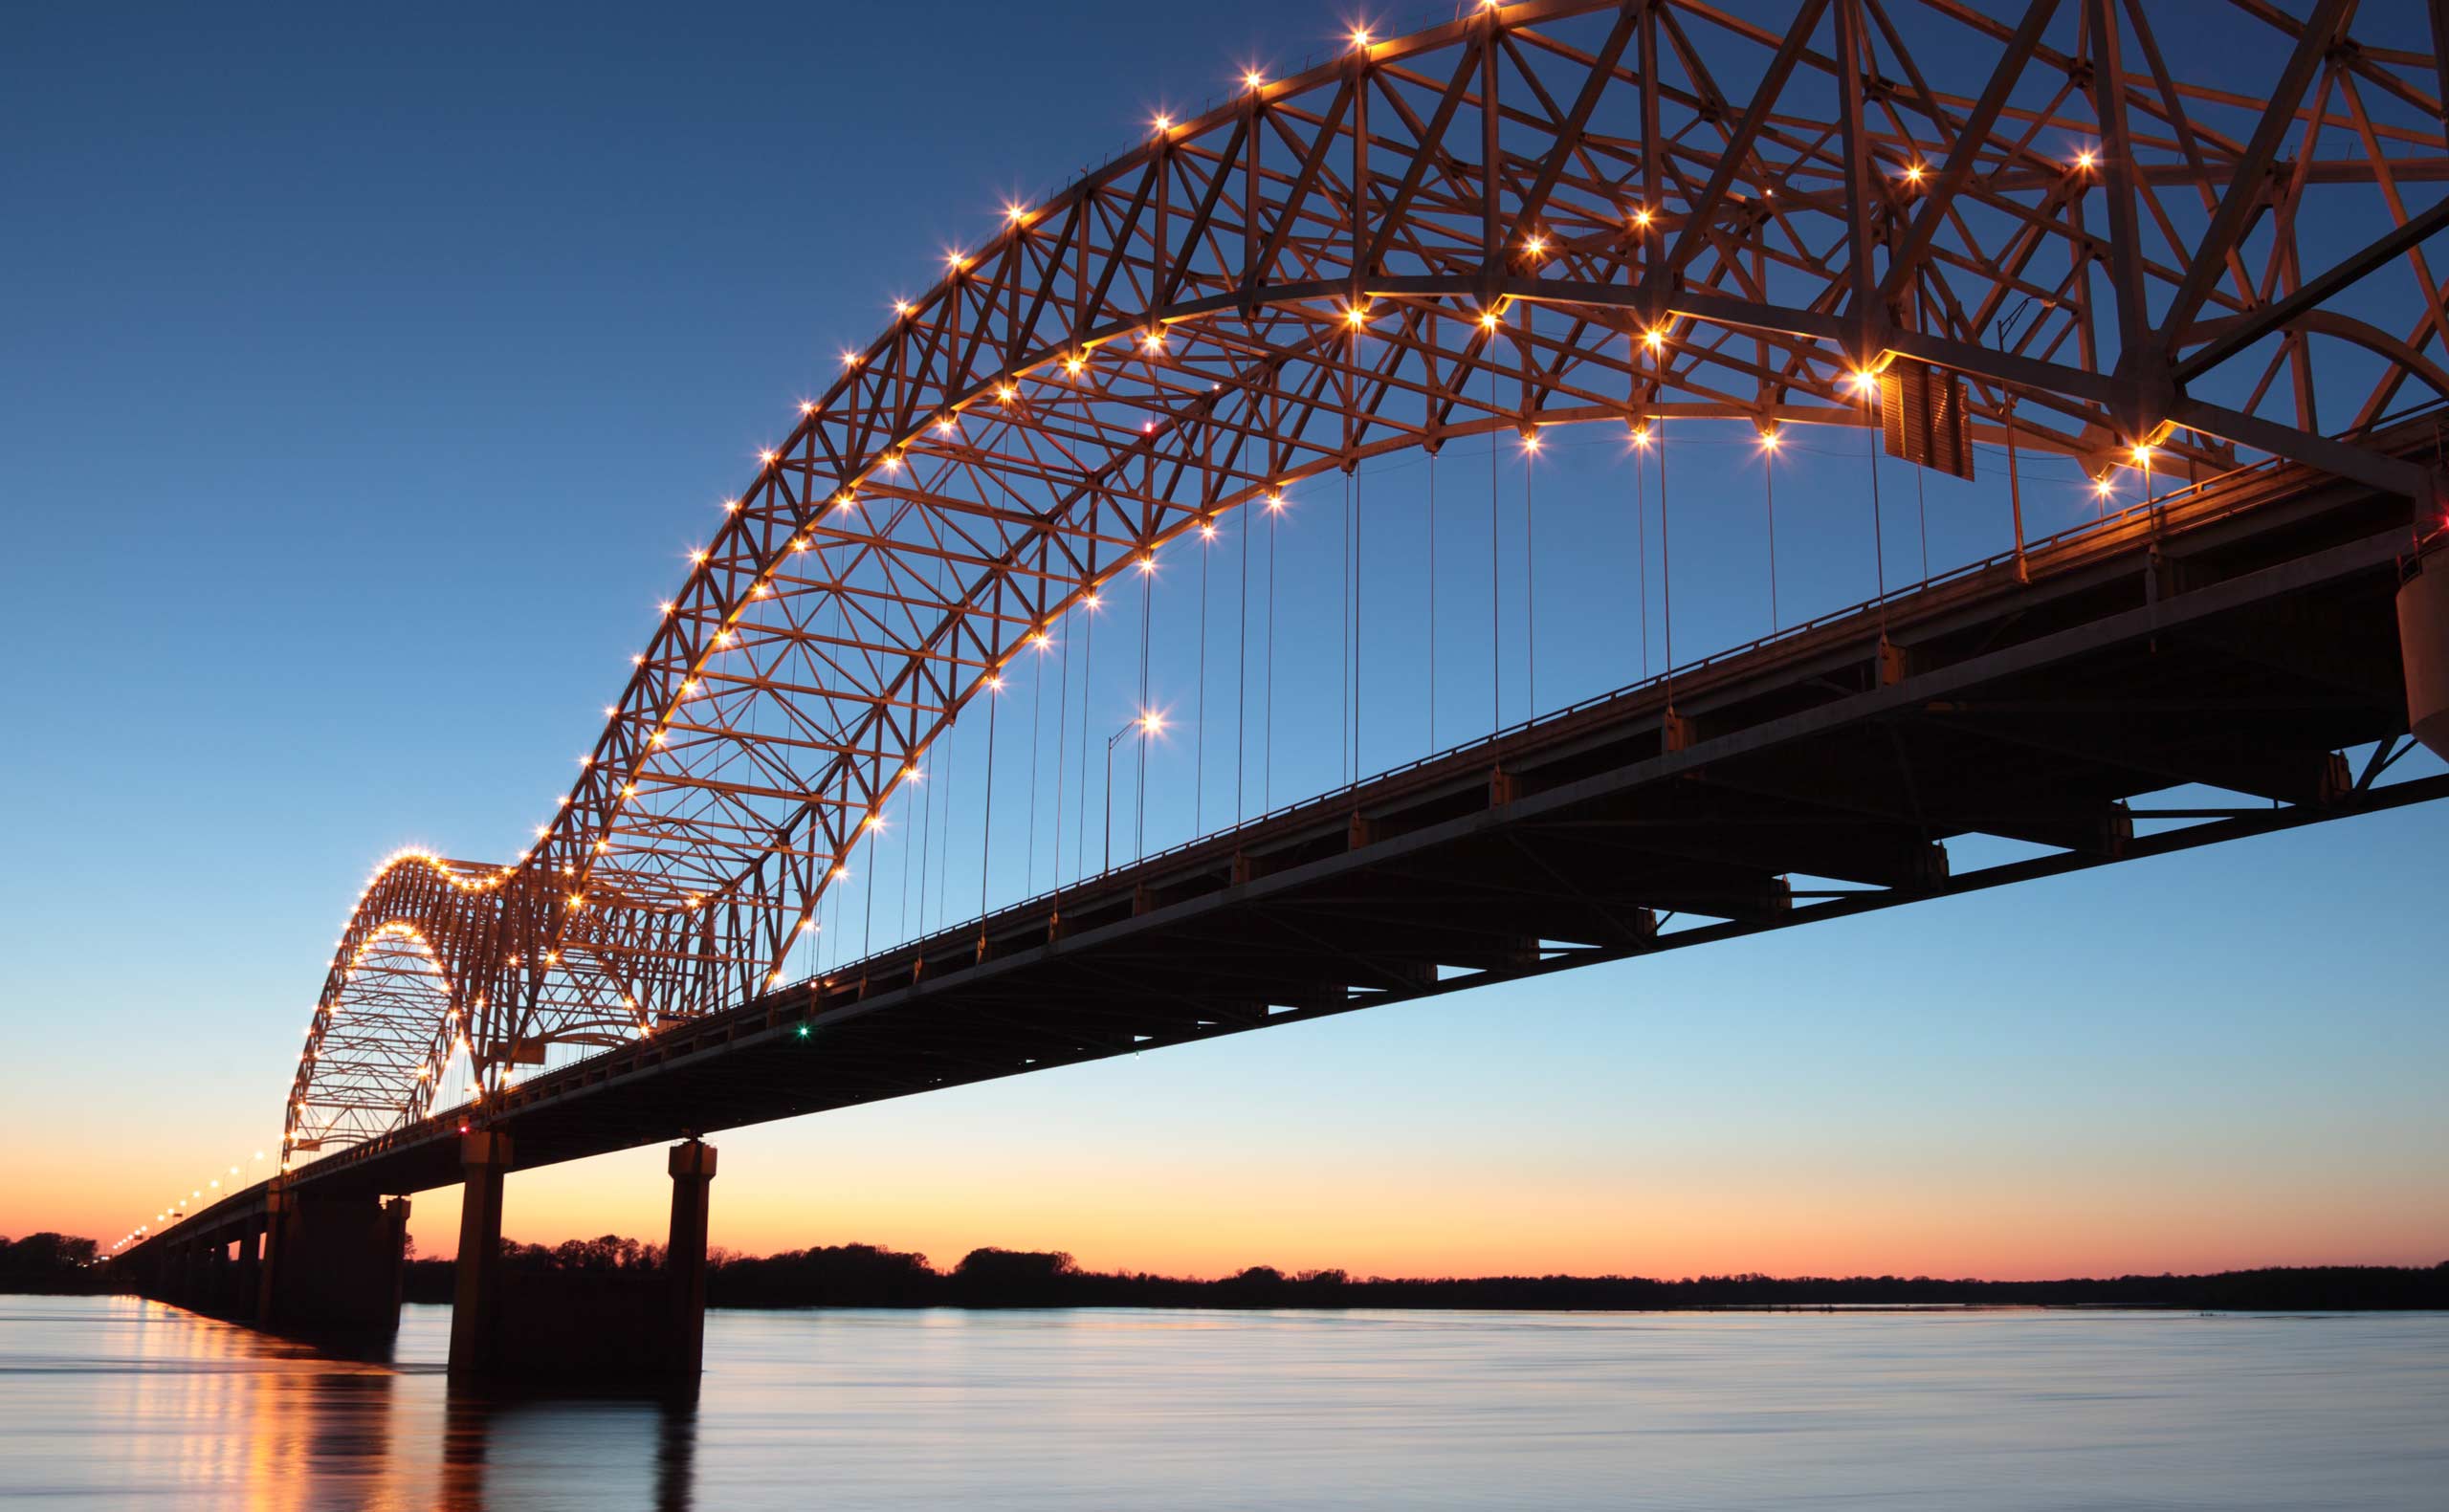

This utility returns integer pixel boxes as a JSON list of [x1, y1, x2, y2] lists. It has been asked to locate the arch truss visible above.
[[285, 0, 2449, 1160]]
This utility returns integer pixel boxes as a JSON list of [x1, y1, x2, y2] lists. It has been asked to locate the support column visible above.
[[259, 1188, 410, 1337], [665, 1139, 717, 1383], [448, 1131, 512, 1379]]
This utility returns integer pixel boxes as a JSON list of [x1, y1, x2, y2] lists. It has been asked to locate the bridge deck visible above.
[[257, 433, 2440, 1202]]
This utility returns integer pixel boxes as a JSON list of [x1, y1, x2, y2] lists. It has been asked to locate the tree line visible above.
[[386, 1236, 2449, 1312]]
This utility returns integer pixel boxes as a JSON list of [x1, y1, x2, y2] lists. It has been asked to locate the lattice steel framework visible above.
[[284, 0, 2449, 1160]]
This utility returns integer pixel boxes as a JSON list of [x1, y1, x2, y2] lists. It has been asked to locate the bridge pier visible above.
[[445, 1132, 718, 1391], [258, 1183, 410, 1338], [447, 1131, 512, 1378]]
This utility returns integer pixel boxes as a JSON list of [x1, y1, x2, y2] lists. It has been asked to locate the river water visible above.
[[1, 1296, 2441, 1508]]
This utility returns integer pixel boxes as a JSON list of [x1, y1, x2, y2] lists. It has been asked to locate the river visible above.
[[1, 1296, 2442, 1508]]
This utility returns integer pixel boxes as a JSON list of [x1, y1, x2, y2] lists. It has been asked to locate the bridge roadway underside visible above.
[[295, 454, 2440, 1202]]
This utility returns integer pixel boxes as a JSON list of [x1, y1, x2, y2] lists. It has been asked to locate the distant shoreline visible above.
[[410, 1240, 2449, 1313], [11, 1230, 2442, 1310]]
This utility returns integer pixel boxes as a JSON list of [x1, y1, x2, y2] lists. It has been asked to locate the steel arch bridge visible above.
[[283, 0, 2449, 1163]]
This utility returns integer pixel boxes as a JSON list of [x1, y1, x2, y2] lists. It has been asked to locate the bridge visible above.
[[112, 0, 2449, 1388]]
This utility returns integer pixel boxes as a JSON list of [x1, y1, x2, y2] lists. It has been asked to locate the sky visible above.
[[3, 1, 2444, 1282]]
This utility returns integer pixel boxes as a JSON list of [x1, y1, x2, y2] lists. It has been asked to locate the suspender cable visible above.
[[917, 739, 936, 935], [1524, 431, 1536, 714], [1490, 366, 1503, 734], [1427, 448, 1438, 750], [937, 712, 956, 929], [1265, 498, 1278, 812], [1865, 386, 1889, 632], [1659, 418, 1675, 705], [1051, 614, 1070, 891], [1237, 502, 1251, 822], [1764, 428, 1780, 630], [898, 762, 916, 943], [1634, 428, 1650, 679], [1915, 463, 1929, 581], [978, 673, 999, 927], [1354, 464, 1363, 780], [861, 808, 878, 959], [1196, 517, 1210, 834], [1136, 549, 1152, 861], [1026, 630, 1044, 890], [1340, 468, 1351, 785], [1074, 585, 1095, 886]]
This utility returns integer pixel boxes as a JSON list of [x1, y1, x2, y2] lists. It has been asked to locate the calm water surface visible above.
[[1, 1296, 2442, 1508]]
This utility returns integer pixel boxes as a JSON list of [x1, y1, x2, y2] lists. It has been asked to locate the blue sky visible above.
[[4, 1, 2443, 1276]]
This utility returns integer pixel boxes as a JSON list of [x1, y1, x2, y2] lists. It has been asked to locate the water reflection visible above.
[[0, 1298, 697, 1510], [5, 1296, 2446, 1509]]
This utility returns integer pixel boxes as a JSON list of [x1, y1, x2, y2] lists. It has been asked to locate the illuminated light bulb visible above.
[[1245, 70, 1264, 89], [1630, 425, 1651, 448], [1525, 234, 1546, 255], [792, 537, 809, 552], [724, 498, 741, 512], [997, 383, 1018, 402], [902, 763, 920, 778], [1759, 428, 1781, 450], [842, 350, 862, 366], [937, 415, 957, 433], [893, 299, 914, 317], [691, 549, 709, 564], [760, 449, 778, 465], [831, 865, 849, 880], [1143, 329, 1165, 351], [945, 251, 967, 270], [651, 730, 667, 744], [1154, 114, 1172, 131], [1084, 592, 1102, 607], [622, 782, 636, 796], [1005, 204, 1029, 224], [1064, 354, 1086, 376], [752, 582, 769, 598], [800, 918, 815, 932], [800, 401, 816, 415], [1904, 164, 1925, 184], [1344, 304, 1369, 328], [660, 602, 674, 615], [1520, 429, 1542, 452], [1480, 310, 1501, 330], [1139, 554, 1158, 573], [1140, 711, 1163, 733], [1632, 206, 1653, 228], [632, 652, 647, 665], [1351, 27, 1371, 48], [1266, 493, 1285, 512], [864, 814, 883, 829], [986, 674, 1004, 690], [1644, 327, 1666, 350], [2094, 477, 2114, 498], [2075, 149, 2097, 169], [1200, 521, 1216, 538], [881, 453, 902, 472], [2130, 444, 2151, 466]]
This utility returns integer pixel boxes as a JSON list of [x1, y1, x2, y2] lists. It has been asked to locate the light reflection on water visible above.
[[1, 1296, 2443, 1508]]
